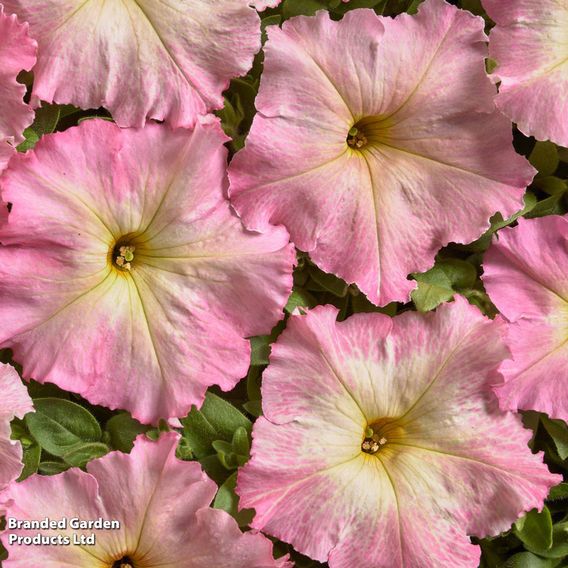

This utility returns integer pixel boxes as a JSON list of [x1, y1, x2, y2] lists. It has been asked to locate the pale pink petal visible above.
[[0, 119, 294, 423], [483, 215, 568, 420], [0, 363, 33, 497], [3, 0, 263, 128], [238, 299, 560, 567], [482, 0, 568, 146], [251, 0, 283, 9], [1, 433, 286, 567], [229, 0, 533, 306], [0, 5, 36, 172]]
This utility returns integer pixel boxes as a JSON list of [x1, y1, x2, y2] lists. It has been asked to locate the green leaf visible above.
[[309, 266, 349, 297], [16, 104, 61, 152], [232, 426, 250, 458], [541, 416, 568, 460], [282, 0, 328, 18], [261, 14, 282, 42], [514, 507, 553, 552], [105, 412, 150, 453], [250, 335, 272, 366], [502, 552, 558, 568], [25, 398, 102, 457], [18, 443, 41, 481], [533, 177, 567, 196], [412, 259, 477, 312], [406, 0, 424, 13], [62, 442, 109, 467], [38, 461, 70, 476], [181, 392, 251, 459], [16, 128, 40, 153], [285, 287, 318, 314], [243, 400, 263, 418], [530, 141, 559, 177], [548, 483, 568, 502], [199, 455, 229, 485], [525, 194, 567, 219], [213, 471, 255, 527]]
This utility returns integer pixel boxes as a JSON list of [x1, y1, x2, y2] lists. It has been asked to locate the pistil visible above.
[[115, 245, 135, 271]]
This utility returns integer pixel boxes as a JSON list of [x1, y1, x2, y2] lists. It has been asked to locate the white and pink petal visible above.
[[3, 0, 264, 128], [229, 0, 533, 306], [0, 119, 294, 423]]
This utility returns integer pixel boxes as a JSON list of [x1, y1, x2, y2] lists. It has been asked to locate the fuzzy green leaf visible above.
[[25, 398, 102, 457]]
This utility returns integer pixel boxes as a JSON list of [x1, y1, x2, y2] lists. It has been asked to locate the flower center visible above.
[[361, 425, 388, 455], [112, 239, 136, 271], [112, 557, 135, 568], [360, 418, 406, 456], [346, 115, 393, 151], [346, 127, 368, 149]]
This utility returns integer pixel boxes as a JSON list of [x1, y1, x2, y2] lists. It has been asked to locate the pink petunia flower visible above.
[[0, 6, 36, 176], [0, 364, 33, 503], [483, 215, 568, 420], [0, 118, 294, 424], [1, 432, 291, 567], [482, 0, 568, 147], [228, 0, 535, 306], [237, 299, 560, 567], [2, 0, 279, 128]]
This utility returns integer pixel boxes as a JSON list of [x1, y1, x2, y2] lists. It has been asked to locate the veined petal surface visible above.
[[483, 0, 568, 146], [237, 299, 560, 567], [483, 215, 568, 420], [1, 433, 290, 567], [0, 5, 36, 176], [2, 0, 269, 128], [0, 364, 33, 500], [229, 0, 533, 306], [0, 119, 294, 424]]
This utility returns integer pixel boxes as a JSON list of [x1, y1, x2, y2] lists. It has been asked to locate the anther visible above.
[[115, 245, 135, 271]]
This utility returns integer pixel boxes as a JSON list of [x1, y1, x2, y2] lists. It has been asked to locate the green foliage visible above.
[[515, 508, 554, 553], [411, 258, 477, 312], [17, 104, 60, 152], [23, 398, 109, 470], [105, 412, 150, 453], [181, 392, 251, 459], [213, 471, 255, 527]]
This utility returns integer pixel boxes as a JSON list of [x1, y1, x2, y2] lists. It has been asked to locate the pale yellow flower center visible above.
[[360, 418, 406, 456], [115, 245, 135, 271], [346, 115, 394, 151]]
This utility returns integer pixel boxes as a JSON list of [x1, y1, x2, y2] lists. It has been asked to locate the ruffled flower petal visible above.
[[483, 215, 568, 420], [0, 363, 33, 499], [0, 5, 36, 173], [237, 299, 560, 567], [1, 433, 289, 567], [3, 0, 264, 128], [229, 0, 533, 306], [0, 119, 294, 423], [482, 0, 568, 146]]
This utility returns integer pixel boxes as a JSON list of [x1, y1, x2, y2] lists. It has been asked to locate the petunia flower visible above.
[[483, 215, 568, 420], [0, 363, 33, 503], [0, 118, 294, 424], [2, 0, 280, 128], [0, 5, 36, 176], [482, 0, 568, 147], [1, 432, 291, 567], [228, 0, 535, 306], [237, 299, 560, 567]]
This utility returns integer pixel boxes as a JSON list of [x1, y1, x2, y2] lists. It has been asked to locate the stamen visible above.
[[361, 430, 388, 455], [115, 245, 135, 271], [347, 126, 368, 149]]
